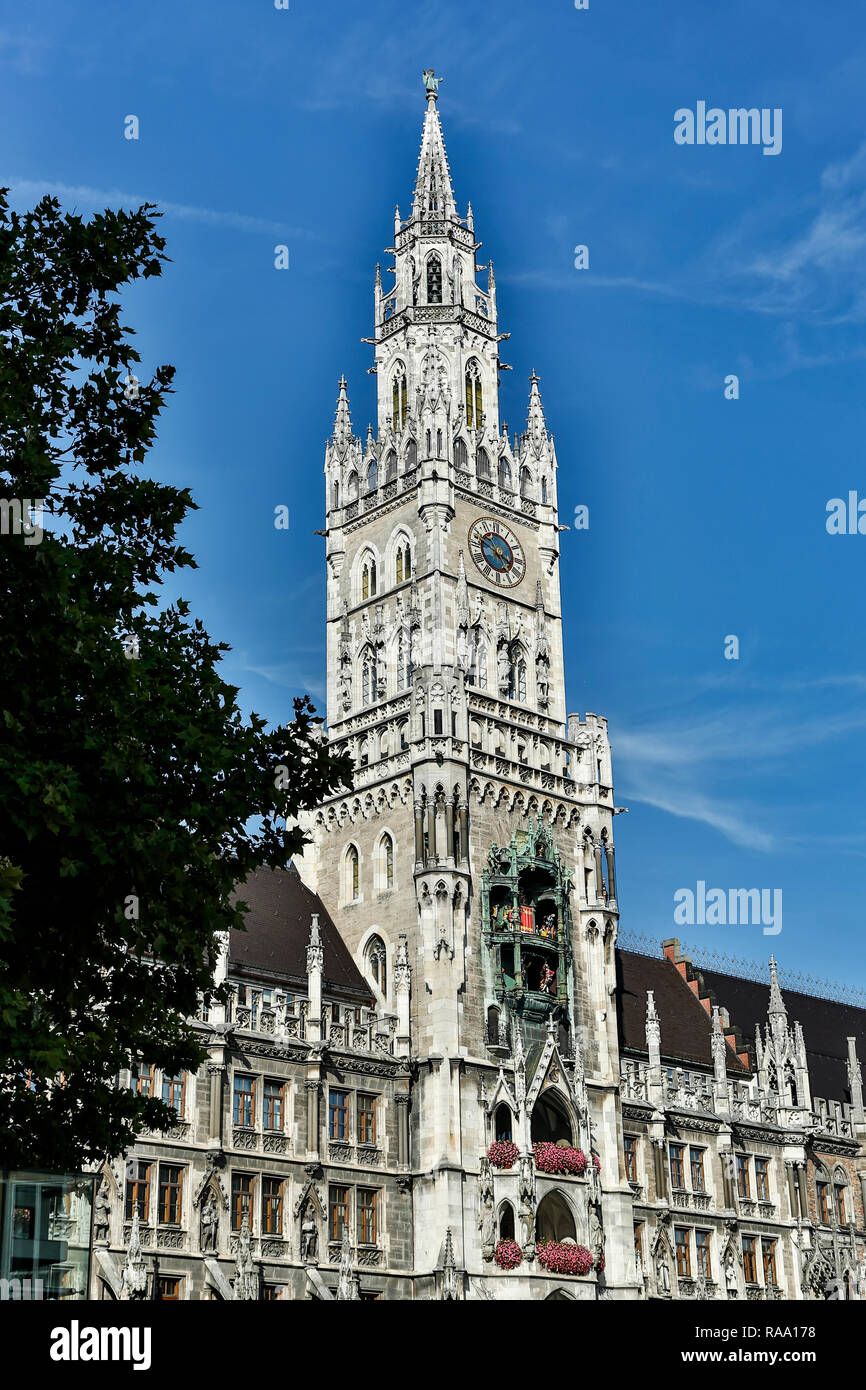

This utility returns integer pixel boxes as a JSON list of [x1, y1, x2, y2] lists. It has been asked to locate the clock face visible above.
[[468, 516, 526, 588]]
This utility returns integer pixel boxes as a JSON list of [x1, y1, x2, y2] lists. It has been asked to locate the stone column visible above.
[[306, 1080, 321, 1161], [458, 803, 469, 863], [797, 1164, 809, 1220], [604, 843, 616, 903], [445, 799, 455, 860], [786, 1162, 799, 1220], [414, 800, 424, 865], [396, 1092, 411, 1167], [594, 843, 605, 903], [306, 914, 323, 1045], [208, 1062, 225, 1146]]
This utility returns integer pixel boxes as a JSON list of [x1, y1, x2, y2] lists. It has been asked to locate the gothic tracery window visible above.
[[465, 360, 482, 428], [427, 254, 443, 304], [454, 437, 468, 470], [347, 846, 360, 902], [498, 457, 511, 491], [392, 366, 408, 429], [395, 539, 411, 585], [380, 834, 394, 891], [365, 935, 387, 994], [384, 449, 397, 483], [476, 447, 491, 480], [367, 459, 378, 493], [361, 647, 378, 706], [361, 555, 377, 601]]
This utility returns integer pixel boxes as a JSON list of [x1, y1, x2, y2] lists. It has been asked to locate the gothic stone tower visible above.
[[296, 77, 638, 1298]]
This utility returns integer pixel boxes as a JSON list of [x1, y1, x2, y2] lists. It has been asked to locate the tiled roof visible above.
[[615, 949, 748, 1073], [694, 967, 866, 1107], [229, 864, 373, 1004]]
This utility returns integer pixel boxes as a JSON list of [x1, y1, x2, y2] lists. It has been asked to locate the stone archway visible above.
[[536, 1191, 577, 1245], [531, 1089, 574, 1146]]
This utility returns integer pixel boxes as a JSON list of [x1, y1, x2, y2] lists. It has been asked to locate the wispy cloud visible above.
[[6, 180, 307, 239], [614, 677, 866, 852]]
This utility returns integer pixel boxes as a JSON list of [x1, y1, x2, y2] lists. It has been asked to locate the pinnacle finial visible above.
[[768, 954, 787, 1018]]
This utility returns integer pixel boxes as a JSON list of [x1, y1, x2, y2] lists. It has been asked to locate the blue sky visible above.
[[4, 0, 866, 992]]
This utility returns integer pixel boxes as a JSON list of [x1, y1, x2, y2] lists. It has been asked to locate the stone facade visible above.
[[88, 76, 866, 1301]]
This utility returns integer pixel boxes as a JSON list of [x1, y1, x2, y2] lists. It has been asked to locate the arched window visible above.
[[425, 428, 432, 455], [381, 834, 394, 891], [498, 457, 511, 491], [361, 648, 377, 706], [494, 1101, 513, 1141], [346, 846, 360, 902], [347, 471, 359, 502], [392, 366, 408, 429], [536, 1191, 577, 1245], [398, 720, 408, 750], [454, 437, 468, 470], [405, 438, 417, 471], [531, 1090, 574, 1146], [436, 428, 442, 456], [520, 466, 533, 500], [395, 540, 411, 585], [476, 447, 491, 480], [365, 935, 387, 995], [367, 459, 378, 493], [498, 1203, 515, 1240], [361, 556, 377, 601], [427, 253, 443, 304], [487, 1004, 501, 1043], [833, 1167, 850, 1225], [465, 360, 482, 428], [379, 731, 389, 759], [384, 449, 397, 483], [332, 479, 340, 509], [541, 476, 548, 504], [358, 737, 369, 768]]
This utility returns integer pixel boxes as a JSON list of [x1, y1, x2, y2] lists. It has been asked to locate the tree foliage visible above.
[[0, 192, 350, 1169]]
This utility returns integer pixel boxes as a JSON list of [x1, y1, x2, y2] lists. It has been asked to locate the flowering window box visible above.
[[536, 1241, 593, 1276], [487, 1140, 520, 1169], [494, 1239, 522, 1270], [532, 1141, 588, 1176]]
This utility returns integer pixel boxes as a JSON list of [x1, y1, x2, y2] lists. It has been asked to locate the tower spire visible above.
[[330, 375, 354, 457], [412, 72, 456, 222], [768, 954, 787, 1020]]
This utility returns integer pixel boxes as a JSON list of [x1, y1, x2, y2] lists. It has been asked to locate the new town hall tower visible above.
[[296, 74, 637, 1296]]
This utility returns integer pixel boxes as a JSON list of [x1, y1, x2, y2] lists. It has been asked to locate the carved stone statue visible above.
[[536, 662, 549, 708], [119, 1209, 148, 1301], [497, 644, 511, 695], [519, 1196, 535, 1255], [518, 1154, 535, 1208], [725, 1251, 737, 1294], [479, 1203, 496, 1262], [422, 69, 444, 96], [93, 1181, 111, 1244], [199, 1193, 218, 1253], [656, 1251, 671, 1295], [300, 1204, 319, 1263], [233, 1221, 259, 1300]]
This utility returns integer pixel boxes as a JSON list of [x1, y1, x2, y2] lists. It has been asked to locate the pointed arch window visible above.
[[367, 459, 378, 493], [405, 438, 417, 471], [520, 466, 533, 500], [454, 437, 468, 470], [361, 556, 377, 601], [384, 450, 397, 483], [508, 648, 527, 703], [427, 254, 443, 304], [365, 935, 387, 994], [498, 457, 511, 491], [541, 476, 548, 504], [347, 846, 360, 902], [465, 361, 482, 428], [332, 480, 340, 510], [395, 540, 411, 585], [476, 447, 491, 480], [347, 471, 359, 502], [392, 366, 408, 430], [381, 834, 394, 890]]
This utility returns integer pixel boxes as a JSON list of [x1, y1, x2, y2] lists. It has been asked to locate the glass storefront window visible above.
[[0, 1171, 94, 1300]]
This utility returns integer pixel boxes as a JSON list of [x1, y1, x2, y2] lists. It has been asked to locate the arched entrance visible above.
[[531, 1090, 574, 1146], [536, 1191, 577, 1244]]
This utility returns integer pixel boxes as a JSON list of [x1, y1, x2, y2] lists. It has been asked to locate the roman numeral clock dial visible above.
[[468, 516, 526, 588]]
